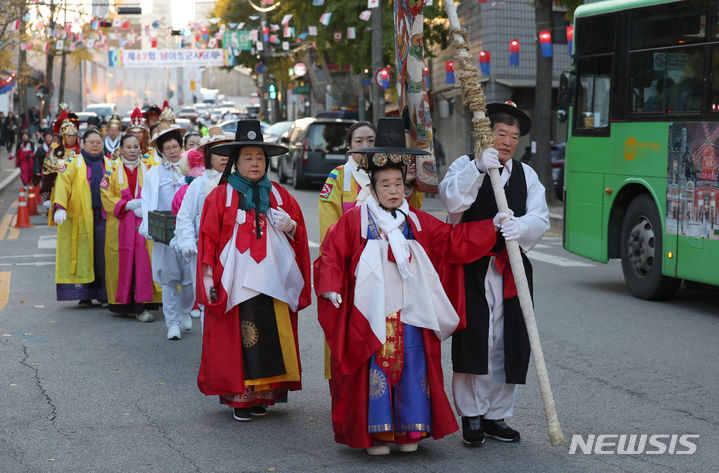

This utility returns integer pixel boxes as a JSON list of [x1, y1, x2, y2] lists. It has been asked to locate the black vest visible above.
[[451, 158, 532, 384]]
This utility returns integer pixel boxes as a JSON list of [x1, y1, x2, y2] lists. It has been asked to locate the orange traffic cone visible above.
[[13, 187, 34, 228], [27, 185, 39, 216]]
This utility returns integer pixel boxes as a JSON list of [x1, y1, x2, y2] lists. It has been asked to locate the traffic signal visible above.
[[268, 83, 277, 100]]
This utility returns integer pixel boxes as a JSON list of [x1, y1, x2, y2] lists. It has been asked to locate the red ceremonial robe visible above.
[[314, 204, 497, 448], [196, 181, 312, 396]]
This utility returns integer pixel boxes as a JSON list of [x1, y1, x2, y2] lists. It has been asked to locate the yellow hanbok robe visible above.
[[52, 154, 113, 284]]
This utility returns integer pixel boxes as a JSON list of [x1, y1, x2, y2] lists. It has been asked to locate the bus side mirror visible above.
[[558, 71, 576, 108]]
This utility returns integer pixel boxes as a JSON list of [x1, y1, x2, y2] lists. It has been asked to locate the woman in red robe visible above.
[[314, 118, 503, 455], [196, 120, 311, 422]]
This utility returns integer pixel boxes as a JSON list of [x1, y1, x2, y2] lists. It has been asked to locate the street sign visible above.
[[293, 63, 307, 77], [255, 63, 264, 75], [293, 85, 310, 95]]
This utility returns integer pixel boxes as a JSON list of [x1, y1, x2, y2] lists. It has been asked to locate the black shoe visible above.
[[249, 405, 267, 416], [461, 416, 485, 447], [232, 408, 251, 422], [78, 300, 92, 308], [482, 418, 520, 442]]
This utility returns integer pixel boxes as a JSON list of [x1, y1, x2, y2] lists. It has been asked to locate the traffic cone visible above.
[[13, 187, 34, 228], [27, 185, 39, 216]]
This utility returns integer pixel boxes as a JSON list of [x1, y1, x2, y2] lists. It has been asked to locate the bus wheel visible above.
[[620, 194, 681, 300]]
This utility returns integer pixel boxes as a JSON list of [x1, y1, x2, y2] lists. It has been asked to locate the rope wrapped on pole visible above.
[[443, 0, 564, 447]]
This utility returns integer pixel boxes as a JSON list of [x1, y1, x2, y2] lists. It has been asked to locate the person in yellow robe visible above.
[[52, 129, 115, 307], [317, 121, 423, 377], [101, 134, 162, 321]]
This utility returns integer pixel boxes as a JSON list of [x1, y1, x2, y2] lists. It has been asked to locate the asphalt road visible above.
[[0, 173, 717, 472]]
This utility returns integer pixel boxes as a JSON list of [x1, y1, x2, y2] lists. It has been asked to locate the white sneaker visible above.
[[181, 313, 192, 331], [397, 442, 418, 453], [190, 308, 201, 319], [167, 323, 181, 340], [136, 310, 155, 323], [366, 445, 390, 456]]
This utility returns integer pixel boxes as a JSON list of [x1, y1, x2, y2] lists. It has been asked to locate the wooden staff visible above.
[[443, 0, 564, 446]]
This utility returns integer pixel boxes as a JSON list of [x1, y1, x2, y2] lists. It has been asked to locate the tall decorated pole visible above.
[[443, 0, 564, 446], [393, 0, 438, 194]]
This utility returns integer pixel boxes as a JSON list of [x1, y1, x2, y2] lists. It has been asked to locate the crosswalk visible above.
[[527, 234, 594, 268]]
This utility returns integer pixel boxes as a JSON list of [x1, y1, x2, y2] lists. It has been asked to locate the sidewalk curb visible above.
[[0, 169, 20, 197]]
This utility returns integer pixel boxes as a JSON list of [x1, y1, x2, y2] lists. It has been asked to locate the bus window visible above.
[[576, 14, 616, 55], [630, 4, 706, 49], [575, 56, 611, 132], [629, 47, 703, 114]]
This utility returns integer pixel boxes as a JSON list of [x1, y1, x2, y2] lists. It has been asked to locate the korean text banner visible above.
[[108, 49, 229, 68]]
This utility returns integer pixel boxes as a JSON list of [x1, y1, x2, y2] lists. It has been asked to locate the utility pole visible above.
[[57, 0, 68, 111], [44, 0, 57, 118], [17, 17, 27, 115], [260, 11, 269, 122], [371, 3, 383, 123]]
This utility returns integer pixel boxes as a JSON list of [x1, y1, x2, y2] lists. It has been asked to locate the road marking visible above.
[[6, 215, 19, 240], [0, 261, 55, 267], [0, 213, 12, 240], [0, 253, 55, 260], [0, 272, 10, 311], [533, 243, 552, 249], [527, 250, 593, 267], [308, 240, 319, 248], [38, 235, 57, 249]]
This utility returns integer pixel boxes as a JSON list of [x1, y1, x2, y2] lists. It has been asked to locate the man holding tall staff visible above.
[[439, 101, 549, 446]]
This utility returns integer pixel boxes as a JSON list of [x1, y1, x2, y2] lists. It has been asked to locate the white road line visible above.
[[533, 243, 552, 249], [309, 240, 319, 248], [38, 235, 57, 249], [0, 254, 55, 260], [527, 251, 593, 267], [0, 261, 55, 266]]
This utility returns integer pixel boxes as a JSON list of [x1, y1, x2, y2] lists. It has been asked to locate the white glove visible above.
[[53, 209, 67, 225], [500, 217, 520, 241], [202, 265, 214, 302], [125, 199, 141, 212], [322, 291, 342, 309], [182, 245, 198, 258], [270, 207, 297, 235], [132, 207, 143, 218], [475, 148, 501, 173], [492, 209, 514, 230], [43, 200, 51, 209]]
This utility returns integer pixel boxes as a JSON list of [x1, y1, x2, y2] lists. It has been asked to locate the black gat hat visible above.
[[211, 119, 289, 157]]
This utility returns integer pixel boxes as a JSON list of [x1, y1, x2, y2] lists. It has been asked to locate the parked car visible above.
[[83, 103, 117, 121], [315, 109, 359, 120], [520, 140, 565, 200], [263, 121, 294, 171], [178, 107, 198, 122], [277, 118, 354, 189], [75, 111, 99, 134], [175, 118, 194, 134], [219, 119, 269, 135]]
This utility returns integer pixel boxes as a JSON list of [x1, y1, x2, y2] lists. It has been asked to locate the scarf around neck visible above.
[[226, 171, 272, 214], [121, 155, 141, 171], [161, 156, 183, 183], [366, 195, 413, 280], [104, 135, 120, 152], [82, 149, 105, 209]]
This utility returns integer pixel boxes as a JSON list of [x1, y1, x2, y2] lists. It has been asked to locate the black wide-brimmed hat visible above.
[[486, 100, 531, 136], [210, 119, 289, 157], [352, 117, 429, 172]]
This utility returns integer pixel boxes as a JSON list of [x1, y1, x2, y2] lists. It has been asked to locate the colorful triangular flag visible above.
[[319, 13, 331, 26]]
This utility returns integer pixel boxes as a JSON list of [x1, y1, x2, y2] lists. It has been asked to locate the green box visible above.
[[147, 210, 176, 244]]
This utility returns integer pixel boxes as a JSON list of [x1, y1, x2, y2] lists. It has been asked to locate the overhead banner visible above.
[[108, 49, 229, 68], [223, 30, 253, 53]]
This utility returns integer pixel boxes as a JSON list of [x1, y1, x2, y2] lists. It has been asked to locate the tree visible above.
[[0, 1, 26, 72], [533, 0, 583, 205], [214, 0, 446, 110]]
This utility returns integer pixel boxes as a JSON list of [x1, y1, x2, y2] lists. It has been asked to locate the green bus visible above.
[[560, 0, 719, 299]]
